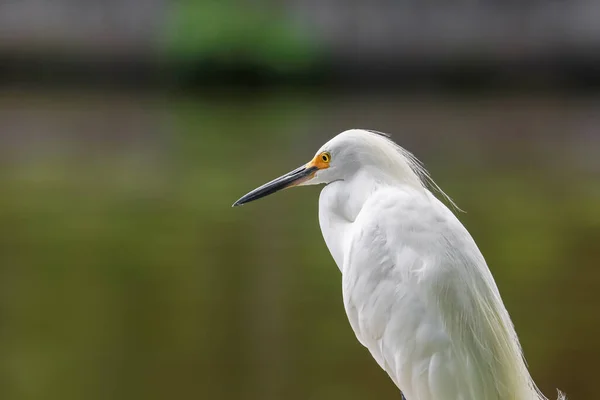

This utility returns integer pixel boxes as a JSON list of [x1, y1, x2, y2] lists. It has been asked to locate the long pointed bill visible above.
[[232, 165, 319, 207]]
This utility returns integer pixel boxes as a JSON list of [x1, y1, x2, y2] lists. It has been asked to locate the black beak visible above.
[[232, 165, 318, 207]]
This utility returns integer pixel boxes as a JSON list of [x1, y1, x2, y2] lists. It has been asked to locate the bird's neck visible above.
[[325, 169, 384, 221], [318, 169, 397, 270]]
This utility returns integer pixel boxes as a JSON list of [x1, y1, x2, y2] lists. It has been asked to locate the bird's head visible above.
[[232, 129, 424, 207]]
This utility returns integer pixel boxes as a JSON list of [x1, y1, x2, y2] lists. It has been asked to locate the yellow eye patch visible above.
[[307, 151, 331, 170]]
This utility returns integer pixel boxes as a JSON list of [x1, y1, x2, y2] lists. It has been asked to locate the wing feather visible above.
[[341, 187, 537, 400]]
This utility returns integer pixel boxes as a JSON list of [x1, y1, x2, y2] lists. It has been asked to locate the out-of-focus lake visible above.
[[0, 89, 598, 400]]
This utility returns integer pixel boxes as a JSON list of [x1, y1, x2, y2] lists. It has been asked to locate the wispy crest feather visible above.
[[364, 129, 462, 212]]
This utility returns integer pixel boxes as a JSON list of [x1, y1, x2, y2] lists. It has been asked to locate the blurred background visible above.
[[0, 1, 599, 399]]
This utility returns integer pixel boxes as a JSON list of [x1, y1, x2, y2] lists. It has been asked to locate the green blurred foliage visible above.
[[0, 91, 598, 400], [162, 1, 319, 72]]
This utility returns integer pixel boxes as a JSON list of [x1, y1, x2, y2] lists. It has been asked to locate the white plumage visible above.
[[234, 129, 564, 400]]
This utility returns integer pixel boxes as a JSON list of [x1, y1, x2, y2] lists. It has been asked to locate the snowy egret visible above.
[[233, 129, 564, 400]]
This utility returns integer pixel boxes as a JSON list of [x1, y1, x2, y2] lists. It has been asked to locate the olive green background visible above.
[[0, 90, 598, 399]]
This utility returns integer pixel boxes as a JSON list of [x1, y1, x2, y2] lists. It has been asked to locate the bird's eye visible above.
[[321, 152, 331, 163]]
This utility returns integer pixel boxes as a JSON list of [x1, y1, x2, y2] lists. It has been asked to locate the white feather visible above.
[[314, 129, 564, 400]]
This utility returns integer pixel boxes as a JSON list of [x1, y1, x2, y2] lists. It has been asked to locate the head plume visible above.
[[339, 129, 462, 212]]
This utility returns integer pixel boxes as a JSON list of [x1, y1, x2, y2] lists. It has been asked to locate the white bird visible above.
[[233, 129, 564, 400]]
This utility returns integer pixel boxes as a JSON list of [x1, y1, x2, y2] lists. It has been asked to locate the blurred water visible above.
[[0, 89, 598, 400]]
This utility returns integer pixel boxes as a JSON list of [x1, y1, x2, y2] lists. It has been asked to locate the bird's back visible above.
[[338, 186, 546, 400]]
